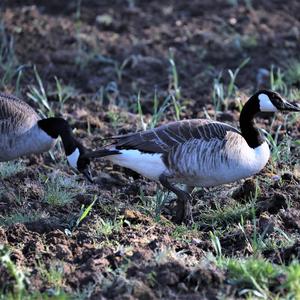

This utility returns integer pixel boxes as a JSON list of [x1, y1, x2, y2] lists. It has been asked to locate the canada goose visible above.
[[84, 90, 299, 223], [0, 93, 92, 182]]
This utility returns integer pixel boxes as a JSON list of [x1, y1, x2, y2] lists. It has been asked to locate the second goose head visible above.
[[239, 90, 299, 148], [37, 118, 92, 182], [253, 90, 300, 113]]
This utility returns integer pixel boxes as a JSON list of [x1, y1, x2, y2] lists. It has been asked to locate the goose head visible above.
[[38, 118, 93, 183], [255, 90, 300, 113]]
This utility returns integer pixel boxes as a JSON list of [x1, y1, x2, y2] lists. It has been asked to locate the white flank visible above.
[[219, 141, 270, 185], [258, 93, 278, 112], [170, 138, 270, 188], [253, 141, 270, 171], [107, 149, 167, 181], [221, 141, 270, 185], [67, 148, 80, 169]]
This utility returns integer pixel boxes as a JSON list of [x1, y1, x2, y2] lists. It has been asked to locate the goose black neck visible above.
[[239, 100, 265, 149], [38, 117, 79, 155]]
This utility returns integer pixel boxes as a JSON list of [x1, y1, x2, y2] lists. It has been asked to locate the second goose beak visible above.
[[282, 100, 300, 112], [81, 167, 93, 183]]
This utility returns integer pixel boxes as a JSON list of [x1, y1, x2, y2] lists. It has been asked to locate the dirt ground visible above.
[[0, 0, 300, 299]]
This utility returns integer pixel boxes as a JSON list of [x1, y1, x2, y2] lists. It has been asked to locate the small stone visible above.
[[96, 14, 113, 26], [229, 17, 237, 25], [272, 175, 281, 181]]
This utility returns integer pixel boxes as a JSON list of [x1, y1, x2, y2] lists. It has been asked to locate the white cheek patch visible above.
[[258, 93, 278, 112], [67, 148, 80, 169]]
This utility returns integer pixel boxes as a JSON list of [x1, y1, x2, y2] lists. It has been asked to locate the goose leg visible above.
[[159, 174, 193, 225]]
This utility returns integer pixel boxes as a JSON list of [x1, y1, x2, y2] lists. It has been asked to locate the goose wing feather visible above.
[[110, 119, 241, 153], [0, 93, 39, 135]]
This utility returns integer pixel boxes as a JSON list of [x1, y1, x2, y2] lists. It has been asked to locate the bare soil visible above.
[[0, 0, 300, 299]]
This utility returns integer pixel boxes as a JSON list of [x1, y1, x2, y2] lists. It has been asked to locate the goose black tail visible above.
[[83, 149, 121, 159]]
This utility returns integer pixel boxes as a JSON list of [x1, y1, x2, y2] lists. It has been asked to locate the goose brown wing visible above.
[[112, 119, 241, 154], [0, 93, 39, 135]]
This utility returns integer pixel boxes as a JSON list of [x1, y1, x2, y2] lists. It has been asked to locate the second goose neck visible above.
[[38, 118, 78, 155], [239, 101, 265, 149]]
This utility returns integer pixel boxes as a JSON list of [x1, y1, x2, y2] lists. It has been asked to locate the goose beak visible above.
[[283, 100, 300, 112], [80, 151, 94, 159], [81, 167, 93, 183]]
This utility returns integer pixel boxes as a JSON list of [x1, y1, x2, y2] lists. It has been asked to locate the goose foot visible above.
[[173, 194, 193, 225], [159, 174, 194, 225]]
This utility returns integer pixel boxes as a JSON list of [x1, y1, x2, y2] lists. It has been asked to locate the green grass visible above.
[[0, 21, 24, 91], [154, 245, 197, 266], [221, 258, 300, 299], [72, 196, 98, 230], [0, 161, 25, 178], [270, 65, 287, 95], [0, 290, 71, 300], [238, 217, 294, 255], [115, 56, 131, 83], [137, 186, 168, 221], [168, 49, 182, 120], [225, 257, 280, 298], [42, 175, 79, 207], [149, 89, 170, 129], [0, 210, 42, 227], [284, 262, 300, 299], [27, 66, 53, 118], [0, 245, 26, 300], [107, 110, 123, 131], [0, 245, 75, 299], [27, 67, 76, 117], [209, 230, 300, 299], [199, 199, 256, 227], [53, 77, 76, 114], [94, 216, 124, 238], [38, 261, 65, 290], [212, 57, 250, 113], [262, 116, 299, 171], [171, 224, 200, 242], [285, 60, 300, 87]]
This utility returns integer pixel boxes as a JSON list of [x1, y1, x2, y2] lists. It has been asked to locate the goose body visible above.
[[0, 93, 92, 181], [0, 94, 55, 161], [85, 90, 300, 223], [104, 120, 270, 187]]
